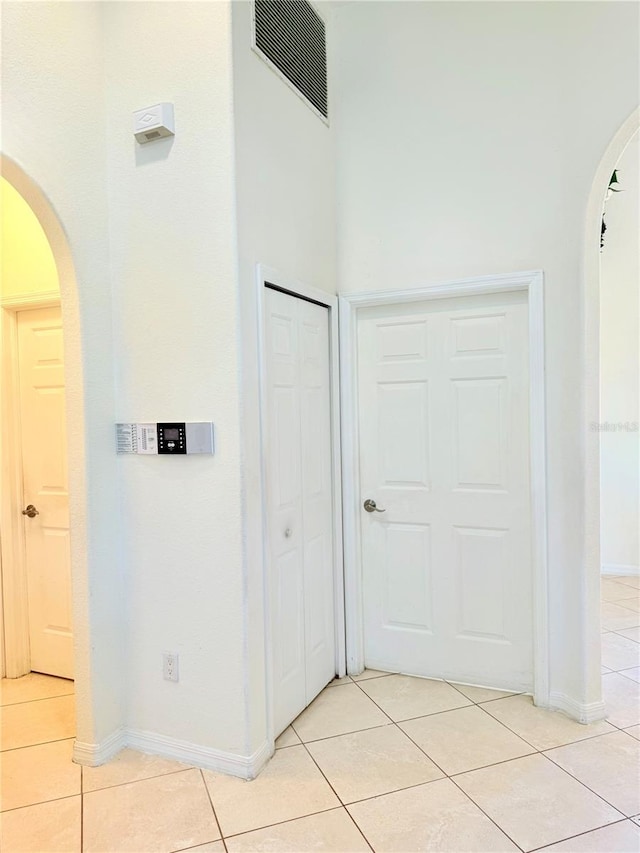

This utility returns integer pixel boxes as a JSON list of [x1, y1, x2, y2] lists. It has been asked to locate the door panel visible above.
[[358, 292, 532, 690], [265, 288, 335, 736], [17, 306, 73, 679]]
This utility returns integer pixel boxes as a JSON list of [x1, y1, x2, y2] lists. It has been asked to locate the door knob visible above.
[[363, 499, 386, 513], [22, 504, 39, 518]]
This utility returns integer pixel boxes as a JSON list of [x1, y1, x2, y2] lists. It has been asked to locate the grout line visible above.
[[538, 751, 628, 817], [198, 768, 227, 852], [292, 721, 394, 746], [221, 806, 344, 841], [447, 775, 526, 852], [2, 736, 76, 753], [0, 691, 75, 708], [1, 791, 82, 815], [82, 767, 194, 796], [526, 818, 630, 853]]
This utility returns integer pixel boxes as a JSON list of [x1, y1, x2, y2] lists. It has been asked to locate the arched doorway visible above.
[[583, 108, 640, 713], [1, 156, 91, 752]]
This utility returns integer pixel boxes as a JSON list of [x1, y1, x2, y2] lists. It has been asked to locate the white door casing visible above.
[[357, 291, 532, 690], [340, 271, 549, 706], [17, 306, 74, 679], [264, 286, 336, 736]]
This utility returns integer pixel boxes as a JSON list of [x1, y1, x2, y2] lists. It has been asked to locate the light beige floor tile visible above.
[[603, 672, 640, 728], [601, 601, 640, 631], [1, 738, 80, 811], [326, 675, 352, 687], [615, 576, 640, 590], [544, 731, 640, 817], [455, 753, 623, 852], [448, 682, 518, 704], [358, 673, 472, 721], [175, 843, 226, 853], [0, 674, 74, 706], [291, 683, 389, 742], [350, 669, 394, 682], [621, 666, 640, 682], [617, 626, 640, 643], [307, 723, 443, 803], [82, 747, 192, 792], [617, 596, 640, 613], [203, 744, 339, 837], [481, 694, 614, 750], [1, 694, 75, 751], [537, 820, 640, 851], [400, 705, 534, 775], [602, 579, 639, 602], [348, 777, 518, 852], [275, 726, 300, 748], [601, 632, 640, 671], [0, 795, 80, 852], [84, 768, 219, 853], [602, 665, 612, 673], [624, 725, 640, 739], [225, 808, 371, 852]]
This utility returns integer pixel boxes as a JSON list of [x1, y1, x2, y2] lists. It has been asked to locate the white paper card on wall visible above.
[[136, 423, 157, 454], [116, 423, 137, 453]]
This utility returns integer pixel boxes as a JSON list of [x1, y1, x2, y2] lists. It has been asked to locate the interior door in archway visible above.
[[17, 305, 74, 679]]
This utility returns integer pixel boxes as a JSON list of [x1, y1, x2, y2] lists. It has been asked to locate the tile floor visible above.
[[2, 575, 640, 852]]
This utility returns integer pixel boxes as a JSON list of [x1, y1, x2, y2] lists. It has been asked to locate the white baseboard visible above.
[[125, 729, 272, 779], [73, 727, 126, 766], [602, 563, 639, 577], [548, 691, 607, 724], [73, 726, 273, 779]]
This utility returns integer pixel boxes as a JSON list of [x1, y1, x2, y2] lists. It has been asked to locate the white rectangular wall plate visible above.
[[116, 422, 214, 455], [133, 103, 175, 143]]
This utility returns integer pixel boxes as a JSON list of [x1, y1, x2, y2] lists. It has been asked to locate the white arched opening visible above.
[[582, 108, 640, 709], [1, 155, 93, 750]]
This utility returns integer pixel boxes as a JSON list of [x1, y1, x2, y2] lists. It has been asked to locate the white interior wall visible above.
[[103, 1, 248, 754], [1, 1, 123, 746], [331, 0, 640, 711], [231, 0, 337, 752], [600, 131, 640, 575]]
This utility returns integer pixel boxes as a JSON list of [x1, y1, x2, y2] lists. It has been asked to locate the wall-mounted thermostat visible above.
[[116, 422, 214, 455], [133, 103, 175, 144]]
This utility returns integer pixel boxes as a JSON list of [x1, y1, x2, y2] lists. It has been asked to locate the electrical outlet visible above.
[[163, 652, 179, 682]]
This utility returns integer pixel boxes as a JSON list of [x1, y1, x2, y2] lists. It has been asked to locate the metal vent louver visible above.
[[253, 0, 328, 121]]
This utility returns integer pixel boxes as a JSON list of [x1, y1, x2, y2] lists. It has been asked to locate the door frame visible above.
[[256, 264, 346, 745], [1, 291, 62, 677], [339, 270, 550, 707]]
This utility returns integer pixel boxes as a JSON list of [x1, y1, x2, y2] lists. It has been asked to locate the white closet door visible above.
[[357, 291, 532, 691], [265, 287, 335, 736]]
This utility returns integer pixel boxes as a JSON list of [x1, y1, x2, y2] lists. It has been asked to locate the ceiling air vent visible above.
[[253, 0, 328, 122]]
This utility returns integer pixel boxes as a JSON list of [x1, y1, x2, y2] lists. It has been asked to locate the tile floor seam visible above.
[[474, 700, 541, 752], [81, 766, 195, 795], [1, 735, 75, 753], [446, 772, 527, 853], [348, 678, 401, 726], [198, 767, 226, 851], [525, 817, 630, 853], [291, 720, 394, 745], [219, 805, 344, 841], [537, 750, 629, 819], [0, 692, 74, 708], [1, 790, 83, 815]]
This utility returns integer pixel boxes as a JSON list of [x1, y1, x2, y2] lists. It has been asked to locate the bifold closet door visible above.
[[265, 287, 335, 737]]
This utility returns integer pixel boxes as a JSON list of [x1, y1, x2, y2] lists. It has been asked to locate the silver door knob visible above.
[[363, 499, 385, 513], [22, 504, 39, 518]]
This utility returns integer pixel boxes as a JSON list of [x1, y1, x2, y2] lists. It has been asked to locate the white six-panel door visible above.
[[357, 291, 532, 691], [265, 287, 335, 736], [17, 306, 74, 679]]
